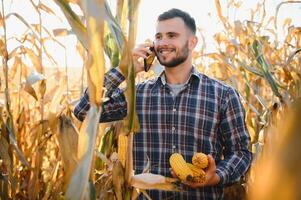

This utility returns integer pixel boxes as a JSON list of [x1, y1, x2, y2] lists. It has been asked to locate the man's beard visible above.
[[157, 41, 189, 68]]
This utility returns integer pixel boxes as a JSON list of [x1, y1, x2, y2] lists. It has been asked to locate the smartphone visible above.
[[144, 46, 155, 72]]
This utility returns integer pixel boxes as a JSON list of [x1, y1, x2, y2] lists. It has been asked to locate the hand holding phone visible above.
[[144, 47, 155, 72]]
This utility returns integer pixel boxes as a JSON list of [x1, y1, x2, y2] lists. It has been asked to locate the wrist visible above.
[[115, 66, 125, 76], [207, 173, 220, 186], [213, 173, 220, 185]]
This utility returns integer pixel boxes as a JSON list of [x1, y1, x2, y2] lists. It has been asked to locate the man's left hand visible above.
[[170, 155, 220, 188]]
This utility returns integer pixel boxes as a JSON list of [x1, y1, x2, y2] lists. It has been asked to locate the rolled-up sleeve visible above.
[[73, 68, 127, 122]]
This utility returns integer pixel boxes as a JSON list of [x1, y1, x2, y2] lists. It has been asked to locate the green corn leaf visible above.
[[54, 0, 88, 49], [252, 40, 282, 99]]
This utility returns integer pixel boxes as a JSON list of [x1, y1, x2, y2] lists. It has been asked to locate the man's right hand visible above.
[[132, 43, 154, 74]]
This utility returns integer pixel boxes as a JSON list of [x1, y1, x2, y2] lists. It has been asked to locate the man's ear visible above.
[[189, 35, 198, 50]]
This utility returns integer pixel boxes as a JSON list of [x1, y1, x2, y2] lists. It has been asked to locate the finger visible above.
[[132, 49, 153, 59], [133, 51, 148, 59], [169, 168, 177, 178], [135, 43, 153, 52], [135, 46, 154, 55], [182, 180, 204, 189], [138, 42, 153, 48], [206, 154, 214, 165]]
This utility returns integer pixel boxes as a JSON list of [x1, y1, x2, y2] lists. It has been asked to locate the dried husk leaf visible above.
[[65, 105, 101, 200], [54, 0, 88, 49], [112, 160, 125, 200], [23, 71, 46, 100], [9, 56, 21, 80], [86, 16, 105, 107], [58, 115, 79, 191], [0, 136, 12, 174], [130, 173, 179, 191]]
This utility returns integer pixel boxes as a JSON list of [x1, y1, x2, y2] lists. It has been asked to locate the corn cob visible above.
[[186, 163, 206, 183], [192, 152, 208, 169], [117, 134, 128, 167], [169, 153, 193, 182]]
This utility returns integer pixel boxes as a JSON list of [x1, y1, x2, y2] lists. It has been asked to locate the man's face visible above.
[[154, 17, 193, 68]]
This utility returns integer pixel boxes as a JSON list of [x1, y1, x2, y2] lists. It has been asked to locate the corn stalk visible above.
[[208, 2, 301, 195]]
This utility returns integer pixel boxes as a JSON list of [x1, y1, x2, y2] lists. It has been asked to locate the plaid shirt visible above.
[[74, 67, 252, 200]]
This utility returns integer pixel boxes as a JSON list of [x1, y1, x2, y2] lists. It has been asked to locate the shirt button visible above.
[[173, 108, 176, 112], [172, 127, 175, 131], [172, 145, 176, 149]]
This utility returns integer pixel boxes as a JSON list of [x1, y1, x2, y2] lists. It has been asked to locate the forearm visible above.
[[103, 67, 126, 95], [216, 149, 251, 185], [73, 67, 127, 122]]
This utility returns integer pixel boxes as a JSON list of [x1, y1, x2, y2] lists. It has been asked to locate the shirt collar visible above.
[[157, 66, 201, 86]]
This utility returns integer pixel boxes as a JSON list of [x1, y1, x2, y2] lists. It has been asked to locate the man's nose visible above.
[[155, 37, 169, 46]]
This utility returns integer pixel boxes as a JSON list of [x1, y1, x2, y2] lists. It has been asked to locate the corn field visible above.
[[0, 0, 301, 199]]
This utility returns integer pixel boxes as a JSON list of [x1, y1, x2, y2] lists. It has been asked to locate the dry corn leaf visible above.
[[112, 160, 125, 200], [24, 71, 46, 100], [285, 48, 301, 67], [58, 115, 79, 191], [65, 105, 102, 200], [42, 162, 60, 200], [0, 11, 3, 27], [0, 136, 12, 173], [24, 83, 38, 101], [214, 32, 228, 45], [117, 134, 127, 167], [214, 0, 230, 30], [275, 1, 301, 30], [205, 53, 234, 69], [25, 48, 41, 72], [54, 0, 88, 49], [6, 123, 31, 169], [5, 13, 40, 41], [26, 71, 45, 85], [130, 173, 179, 191], [117, 0, 140, 134], [9, 56, 21, 81], [39, 79, 46, 98], [48, 77, 67, 136], [86, 16, 105, 107], [53, 28, 70, 36], [28, 147, 45, 200], [125, 132, 134, 185], [43, 84, 60, 105], [282, 18, 292, 31], [38, 2, 56, 15]]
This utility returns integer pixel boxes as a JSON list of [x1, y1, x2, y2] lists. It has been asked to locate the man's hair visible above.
[[157, 8, 196, 35]]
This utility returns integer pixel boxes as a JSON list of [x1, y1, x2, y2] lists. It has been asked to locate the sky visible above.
[[2, 0, 301, 68]]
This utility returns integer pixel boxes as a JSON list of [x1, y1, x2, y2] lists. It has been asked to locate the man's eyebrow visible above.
[[155, 32, 179, 36], [166, 32, 179, 35]]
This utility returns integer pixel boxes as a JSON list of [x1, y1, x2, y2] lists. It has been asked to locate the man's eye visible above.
[[168, 34, 176, 38]]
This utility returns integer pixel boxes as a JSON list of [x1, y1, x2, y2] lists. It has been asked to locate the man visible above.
[[74, 8, 251, 199]]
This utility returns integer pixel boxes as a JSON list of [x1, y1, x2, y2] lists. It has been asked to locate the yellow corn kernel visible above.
[[192, 152, 208, 169], [187, 163, 206, 183], [117, 134, 127, 167], [169, 153, 193, 182]]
